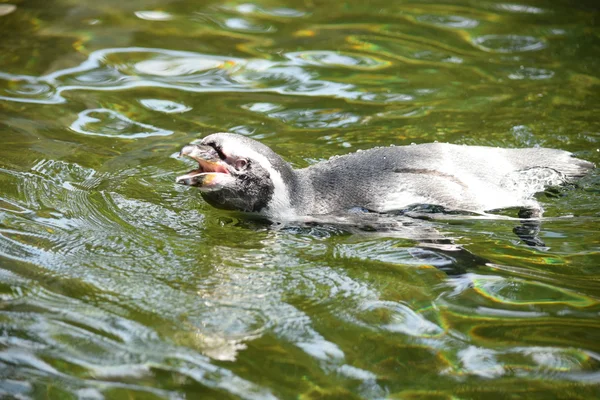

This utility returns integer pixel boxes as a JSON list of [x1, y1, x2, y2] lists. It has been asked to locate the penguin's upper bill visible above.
[[176, 132, 595, 220], [176, 144, 236, 190]]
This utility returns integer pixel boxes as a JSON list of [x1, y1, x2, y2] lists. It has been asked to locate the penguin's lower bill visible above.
[[175, 144, 234, 191]]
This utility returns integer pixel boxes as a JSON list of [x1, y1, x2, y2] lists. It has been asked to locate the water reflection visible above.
[[134, 11, 174, 22], [494, 3, 546, 14], [139, 98, 192, 113], [285, 51, 391, 70], [472, 35, 546, 53], [0, 4, 16, 17], [70, 108, 173, 138], [0, 47, 414, 105], [415, 14, 480, 29], [508, 67, 554, 80]]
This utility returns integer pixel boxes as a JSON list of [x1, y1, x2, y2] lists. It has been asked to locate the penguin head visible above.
[[176, 133, 293, 213]]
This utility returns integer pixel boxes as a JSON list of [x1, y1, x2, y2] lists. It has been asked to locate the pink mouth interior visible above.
[[176, 157, 230, 184], [198, 159, 229, 174]]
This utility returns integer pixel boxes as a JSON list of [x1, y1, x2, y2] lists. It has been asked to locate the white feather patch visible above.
[[220, 136, 294, 219]]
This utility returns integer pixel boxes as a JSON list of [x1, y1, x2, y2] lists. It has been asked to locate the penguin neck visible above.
[[258, 161, 313, 220], [259, 157, 355, 219]]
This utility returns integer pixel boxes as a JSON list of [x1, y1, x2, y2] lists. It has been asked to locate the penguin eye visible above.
[[206, 141, 227, 160], [235, 158, 248, 170]]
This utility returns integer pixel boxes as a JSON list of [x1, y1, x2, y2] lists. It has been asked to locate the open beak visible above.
[[176, 144, 235, 191]]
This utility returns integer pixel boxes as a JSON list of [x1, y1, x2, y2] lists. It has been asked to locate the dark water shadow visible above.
[[232, 210, 492, 276]]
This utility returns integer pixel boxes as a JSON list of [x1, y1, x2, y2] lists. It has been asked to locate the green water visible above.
[[1, 0, 600, 398]]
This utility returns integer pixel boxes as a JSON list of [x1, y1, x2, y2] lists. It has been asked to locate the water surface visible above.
[[1, 0, 599, 398]]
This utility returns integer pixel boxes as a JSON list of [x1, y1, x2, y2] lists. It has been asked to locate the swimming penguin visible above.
[[175, 133, 594, 221]]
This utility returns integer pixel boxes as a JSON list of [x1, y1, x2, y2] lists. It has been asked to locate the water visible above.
[[1, 0, 599, 398]]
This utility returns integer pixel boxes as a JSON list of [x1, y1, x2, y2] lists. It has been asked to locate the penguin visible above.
[[175, 133, 594, 222]]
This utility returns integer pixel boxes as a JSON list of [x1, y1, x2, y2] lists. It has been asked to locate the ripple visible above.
[[412, 50, 464, 63], [519, 347, 593, 371], [359, 300, 443, 336], [259, 107, 362, 128], [352, 36, 466, 68], [508, 67, 554, 80], [458, 346, 504, 378], [472, 35, 546, 53], [285, 51, 391, 70], [0, 1, 599, 396], [31, 159, 98, 188], [415, 14, 479, 29], [7, 82, 48, 96], [0, 284, 277, 398], [243, 102, 282, 113], [223, 17, 275, 33], [2, 164, 153, 262], [108, 192, 205, 236], [0, 380, 31, 398], [510, 124, 538, 147], [234, 4, 307, 18], [0, 74, 61, 104], [139, 98, 191, 113], [335, 238, 463, 267], [448, 274, 597, 307], [495, 3, 546, 14], [69, 68, 126, 86], [70, 108, 172, 139], [134, 57, 226, 76], [0, 47, 414, 105], [1, 167, 361, 398]]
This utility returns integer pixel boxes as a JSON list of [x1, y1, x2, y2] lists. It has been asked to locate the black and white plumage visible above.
[[175, 133, 594, 221]]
